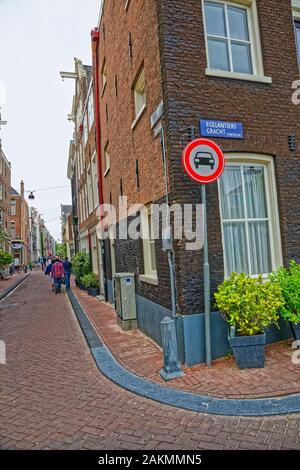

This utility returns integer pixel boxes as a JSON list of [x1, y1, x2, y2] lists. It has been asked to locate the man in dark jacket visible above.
[[62, 257, 72, 289]]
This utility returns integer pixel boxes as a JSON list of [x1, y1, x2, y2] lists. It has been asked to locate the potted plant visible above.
[[270, 261, 300, 341], [72, 252, 91, 289], [81, 273, 99, 296], [0, 250, 13, 280], [215, 273, 284, 369]]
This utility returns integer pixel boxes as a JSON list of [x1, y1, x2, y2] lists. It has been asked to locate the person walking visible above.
[[51, 257, 65, 294], [62, 257, 72, 289], [45, 258, 55, 290]]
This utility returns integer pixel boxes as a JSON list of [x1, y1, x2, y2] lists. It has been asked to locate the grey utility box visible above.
[[114, 273, 137, 321]]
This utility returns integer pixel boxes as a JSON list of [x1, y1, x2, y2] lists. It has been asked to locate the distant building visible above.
[[65, 58, 105, 293], [0, 144, 11, 253], [61, 204, 74, 258], [10, 181, 29, 266]]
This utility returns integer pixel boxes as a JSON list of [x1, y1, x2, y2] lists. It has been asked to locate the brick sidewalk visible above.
[[0, 271, 299, 450], [73, 285, 300, 400], [0, 273, 29, 296]]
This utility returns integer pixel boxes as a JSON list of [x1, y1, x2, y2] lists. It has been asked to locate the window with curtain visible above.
[[219, 162, 275, 277], [141, 206, 157, 279]]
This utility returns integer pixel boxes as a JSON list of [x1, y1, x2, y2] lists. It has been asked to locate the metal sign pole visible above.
[[202, 184, 211, 367]]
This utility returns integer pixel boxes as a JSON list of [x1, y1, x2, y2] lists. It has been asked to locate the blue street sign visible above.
[[200, 119, 244, 139]]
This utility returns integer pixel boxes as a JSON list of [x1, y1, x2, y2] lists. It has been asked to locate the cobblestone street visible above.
[[0, 272, 299, 450]]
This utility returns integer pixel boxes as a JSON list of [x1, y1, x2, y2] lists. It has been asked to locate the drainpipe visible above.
[[91, 28, 108, 301], [160, 126, 177, 319]]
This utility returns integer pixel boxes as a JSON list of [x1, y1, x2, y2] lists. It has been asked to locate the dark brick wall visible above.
[[98, 0, 300, 317], [157, 0, 300, 314], [98, 0, 172, 308], [107, 197, 174, 310]]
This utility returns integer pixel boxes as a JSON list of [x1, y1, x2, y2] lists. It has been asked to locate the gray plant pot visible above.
[[290, 322, 300, 341], [229, 333, 266, 369], [88, 287, 99, 297]]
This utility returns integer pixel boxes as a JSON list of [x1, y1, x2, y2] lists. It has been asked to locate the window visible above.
[[11, 200, 16, 216], [132, 67, 146, 126], [104, 144, 110, 175], [295, 21, 300, 65], [101, 61, 107, 96], [140, 206, 157, 284], [83, 113, 88, 145], [203, 0, 270, 82], [0, 183, 2, 200], [91, 154, 99, 209], [218, 154, 282, 278], [109, 228, 116, 279], [87, 88, 94, 127], [11, 222, 16, 239], [87, 168, 94, 215]]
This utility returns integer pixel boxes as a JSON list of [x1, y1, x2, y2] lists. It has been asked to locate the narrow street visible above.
[[0, 272, 299, 450]]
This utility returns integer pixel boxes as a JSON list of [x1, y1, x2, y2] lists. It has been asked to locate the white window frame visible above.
[[109, 226, 116, 279], [11, 199, 16, 216], [104, 144, 110, 176], [0, 183, 3, 200], [87, 167, 94, 215], [87, 88, 94, 128], [11, 221, 16, 239], [293, 1, 300, 67], [91, 153, 99, 209], [132, 67, 147, 129], [83, 113, 88, 145], [203, 0, 272, 83], [140, 205, 158, 285], [218, 153, 283, 278]]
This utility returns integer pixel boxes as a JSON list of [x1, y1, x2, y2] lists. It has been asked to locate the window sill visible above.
[[104, 167, 110, 177], [205, 69, 272, 84], [131, 104, 147, 130], [139, 274, 158, 286]]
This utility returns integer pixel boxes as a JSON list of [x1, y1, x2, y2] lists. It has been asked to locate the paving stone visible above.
[[0, 272, 299, 449]]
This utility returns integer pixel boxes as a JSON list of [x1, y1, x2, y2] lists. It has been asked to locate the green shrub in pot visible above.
[[72, 252, 91, 282], [81, 273, 99, 289], [270, 261, 300, 340], [215, 272, 283, 336], [215, 273, 284, 368]]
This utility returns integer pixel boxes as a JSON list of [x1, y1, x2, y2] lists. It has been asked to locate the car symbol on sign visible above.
[[194, 152, 215, 170]]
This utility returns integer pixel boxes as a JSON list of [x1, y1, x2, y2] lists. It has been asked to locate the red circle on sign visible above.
[[182, 138, 225, 184]]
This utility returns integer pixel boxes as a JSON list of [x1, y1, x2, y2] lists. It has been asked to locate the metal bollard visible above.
[[160, 316, 184, 381]]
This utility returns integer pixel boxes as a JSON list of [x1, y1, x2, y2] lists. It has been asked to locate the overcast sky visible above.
[[0, 0, 100, 240]]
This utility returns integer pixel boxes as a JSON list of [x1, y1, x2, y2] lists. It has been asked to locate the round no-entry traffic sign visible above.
[[182, 138, 225, 184]]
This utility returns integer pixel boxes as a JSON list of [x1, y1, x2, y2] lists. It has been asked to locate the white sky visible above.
[[0, 0, 100, 240]]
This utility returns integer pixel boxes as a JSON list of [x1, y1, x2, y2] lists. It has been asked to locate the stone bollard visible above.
[[160, 316, 184, 381]]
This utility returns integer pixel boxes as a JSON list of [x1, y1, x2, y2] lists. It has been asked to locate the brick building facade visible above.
[[93, 0, 300, 365], [11, 181, 30, 267], [0, 144, 11, 253], [66, 59, 105, 294]]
